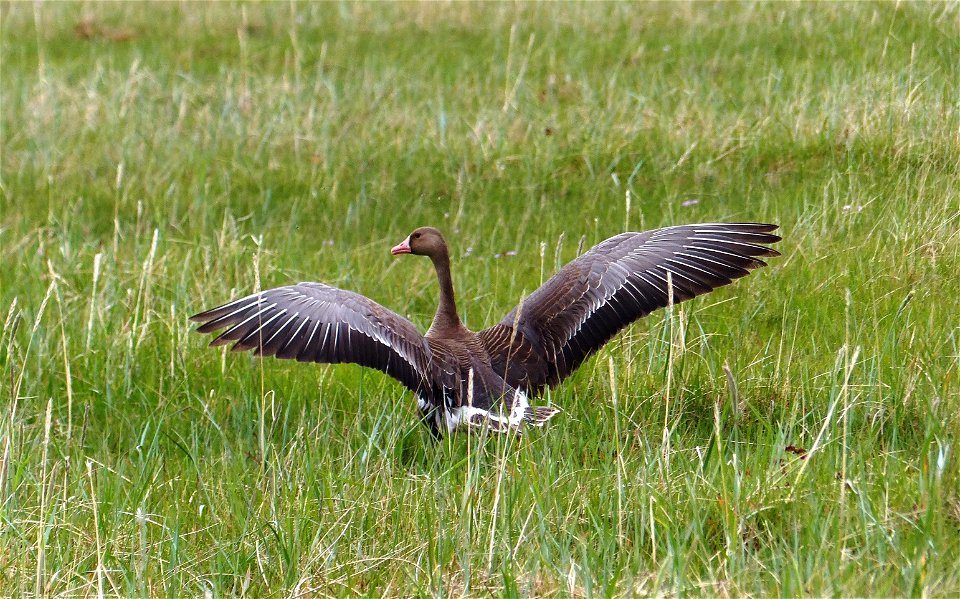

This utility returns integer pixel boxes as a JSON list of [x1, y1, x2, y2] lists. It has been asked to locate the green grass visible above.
[[2, 1, 959, 596]]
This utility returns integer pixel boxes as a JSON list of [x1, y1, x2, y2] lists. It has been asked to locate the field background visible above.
[[2, 2, 958, 596]]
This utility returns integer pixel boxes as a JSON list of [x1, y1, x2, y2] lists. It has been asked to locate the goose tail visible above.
[[524, 405, 560, 426]]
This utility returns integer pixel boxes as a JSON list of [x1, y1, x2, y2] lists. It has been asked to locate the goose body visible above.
[[191, 223, 781, 436]]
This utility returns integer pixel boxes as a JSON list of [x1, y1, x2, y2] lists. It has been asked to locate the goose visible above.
[[191, 223, 780, 437]]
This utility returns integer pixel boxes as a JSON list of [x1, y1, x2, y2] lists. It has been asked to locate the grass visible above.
[[1, 1, 958, 596]]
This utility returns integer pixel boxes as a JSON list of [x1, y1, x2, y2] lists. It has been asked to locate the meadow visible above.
[[2, 2, 958, 596]]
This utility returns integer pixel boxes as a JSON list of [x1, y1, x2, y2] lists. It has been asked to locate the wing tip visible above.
[[189, 310, 213, 323], [747, 222, 779, 233], [208, 337, 232, 348], [195, 321, 224, 334], [723, 222, 779, 232]]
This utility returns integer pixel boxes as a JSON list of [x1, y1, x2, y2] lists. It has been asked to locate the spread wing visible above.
[[479, 223, 781, 395], [190, 282, 432, 394]]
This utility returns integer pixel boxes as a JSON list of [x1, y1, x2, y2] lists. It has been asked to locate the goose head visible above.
[[391, 227, 447, 258]]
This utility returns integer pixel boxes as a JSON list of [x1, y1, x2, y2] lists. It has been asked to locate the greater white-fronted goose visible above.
[[191, 223, 780, 436]]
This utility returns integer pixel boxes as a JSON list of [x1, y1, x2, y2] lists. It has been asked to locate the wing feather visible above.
[[191, 282, 432, 394], [479, 223, 780, 394]]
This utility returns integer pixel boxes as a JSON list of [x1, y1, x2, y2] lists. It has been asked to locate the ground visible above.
[[1, 2, 959, 596]]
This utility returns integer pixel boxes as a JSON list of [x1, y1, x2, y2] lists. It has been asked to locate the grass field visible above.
[[2, 2, 959, 596]]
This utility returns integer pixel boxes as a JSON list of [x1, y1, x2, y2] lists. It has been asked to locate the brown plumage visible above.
[[191, 223, 781, 436]]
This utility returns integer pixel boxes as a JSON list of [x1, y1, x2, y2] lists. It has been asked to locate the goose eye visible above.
[[413, 232, 421, 239]]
